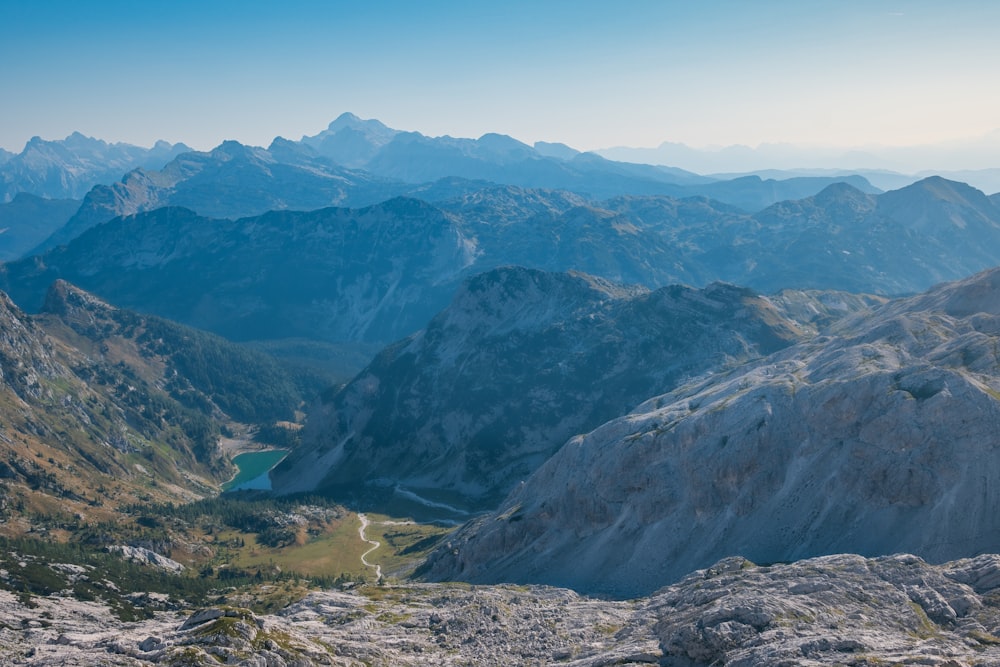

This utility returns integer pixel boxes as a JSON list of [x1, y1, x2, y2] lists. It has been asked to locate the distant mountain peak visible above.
[[533, 141, 580, 160], [332, 111, 361, 122], [810, 181, 871, 204], [323, 112, 396, 135], [299, 113, 401, 166], [328, 111, 362, 127], [879, 175, 996, 218], [209, 140, 269, 163]]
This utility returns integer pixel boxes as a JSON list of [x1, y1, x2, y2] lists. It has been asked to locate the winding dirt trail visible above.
[[358, 513, 382, 580], [357, 513, 416, 581]]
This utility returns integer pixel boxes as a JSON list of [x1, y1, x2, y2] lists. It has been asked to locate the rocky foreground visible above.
[[6, 552, 1000, 665]]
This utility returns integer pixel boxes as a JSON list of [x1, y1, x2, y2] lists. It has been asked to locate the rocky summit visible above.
[[423, 266, 1000, 597], [7, 552, 1000, 665]]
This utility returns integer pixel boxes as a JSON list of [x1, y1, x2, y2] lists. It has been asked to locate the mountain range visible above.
[[5, 177, 1000, 369], [596, 130, 1000, 184], [298, 113, 882, 209], [3, 114, 895, 264]]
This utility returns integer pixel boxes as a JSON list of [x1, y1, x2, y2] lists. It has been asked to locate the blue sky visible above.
[[2, 1, 999, 154]]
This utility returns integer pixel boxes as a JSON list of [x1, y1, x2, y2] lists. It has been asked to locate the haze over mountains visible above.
[[5, 174, 1000, 373], [6, 112, 1000, 664], [3, 113, 898, 263], [597, 131, 1000, 193]]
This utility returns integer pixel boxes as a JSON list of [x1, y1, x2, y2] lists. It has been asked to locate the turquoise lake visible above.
[[222, 450, 288, 491]]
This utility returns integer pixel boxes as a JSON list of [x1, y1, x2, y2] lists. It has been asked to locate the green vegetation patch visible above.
[[363, 518, 453, 578]]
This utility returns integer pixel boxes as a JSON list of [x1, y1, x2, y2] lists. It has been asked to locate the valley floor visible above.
[[4, 551, 1000, 666]]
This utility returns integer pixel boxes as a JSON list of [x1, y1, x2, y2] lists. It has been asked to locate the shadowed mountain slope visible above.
[[271, 267, 810, 509]]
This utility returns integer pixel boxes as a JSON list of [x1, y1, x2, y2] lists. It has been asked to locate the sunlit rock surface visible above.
[[424, 266, 1000, 596]]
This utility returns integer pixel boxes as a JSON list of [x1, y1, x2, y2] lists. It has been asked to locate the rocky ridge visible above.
[[422, 265, 1000, 596], [0, 196, 700, 347], [6, 553, 1000, 665], [301, 113, 879, 209]]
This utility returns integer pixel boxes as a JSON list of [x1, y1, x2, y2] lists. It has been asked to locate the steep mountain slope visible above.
[[0, 280, 306, 525], [40, 281, 303, 425], [0, 290, 216, 518], [0, 132, 189, 203], [0, 193, 80, 260], [422, 266, 1000, 596], [5, 202, 481, 344], [271, 267, 807, 509]]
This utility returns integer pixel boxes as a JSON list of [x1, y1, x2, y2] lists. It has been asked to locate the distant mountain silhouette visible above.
[[0, 132, 189, 202]]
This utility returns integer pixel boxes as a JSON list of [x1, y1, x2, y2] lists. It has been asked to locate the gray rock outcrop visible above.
[[108, 546, 185, 573]]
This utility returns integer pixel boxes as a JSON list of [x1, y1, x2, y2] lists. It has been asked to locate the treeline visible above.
[[0, 533, 346, 621], [50, 288, 308, 425]]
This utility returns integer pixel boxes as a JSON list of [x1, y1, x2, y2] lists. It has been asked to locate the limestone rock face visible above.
[[423, 266, 1000, 596], [8, 553, 1000, 666], [271, 267, 807, 509]]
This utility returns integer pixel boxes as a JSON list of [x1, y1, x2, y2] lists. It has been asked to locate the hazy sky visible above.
[[3, 0, 999, 154]]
